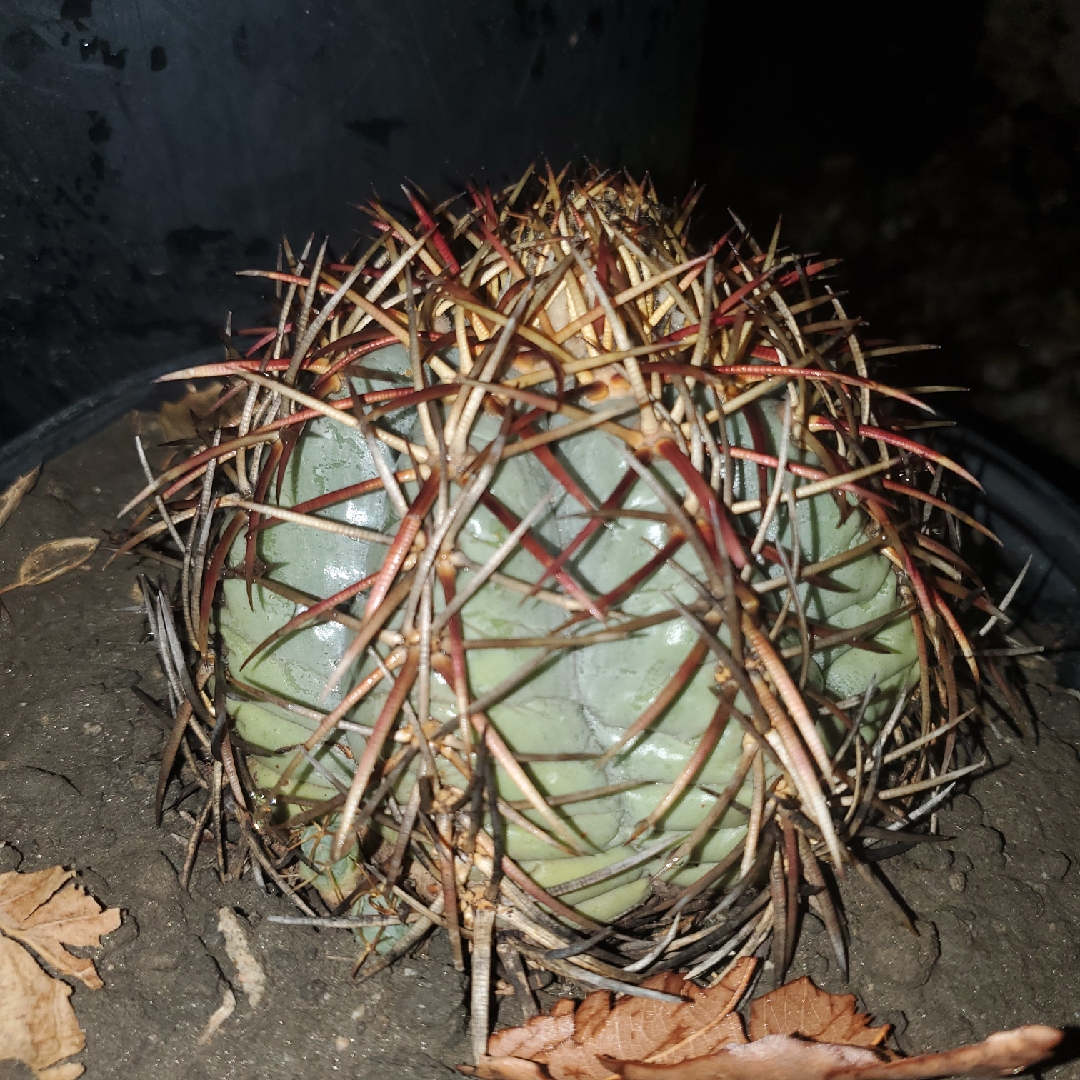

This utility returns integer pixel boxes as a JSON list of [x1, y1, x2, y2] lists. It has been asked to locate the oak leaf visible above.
[[0, 867, 122, 1079], [464, 961, 1063, 1080]]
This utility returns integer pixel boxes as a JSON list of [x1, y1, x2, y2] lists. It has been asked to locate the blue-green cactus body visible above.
[[220, 344, 917, 934]]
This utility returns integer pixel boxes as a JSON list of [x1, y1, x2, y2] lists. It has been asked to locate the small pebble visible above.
[[334, 1036, 349, 1052], [948, 872, 966, 893]]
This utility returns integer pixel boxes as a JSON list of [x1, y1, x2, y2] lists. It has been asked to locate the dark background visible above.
[[2, 0, 1079, 482]]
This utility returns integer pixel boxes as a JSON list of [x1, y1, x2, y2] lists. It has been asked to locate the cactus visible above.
[[122, 166, 993, 1027]]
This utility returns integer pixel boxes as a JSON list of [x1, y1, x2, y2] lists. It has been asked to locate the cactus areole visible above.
[[128, 166, 991, 988]]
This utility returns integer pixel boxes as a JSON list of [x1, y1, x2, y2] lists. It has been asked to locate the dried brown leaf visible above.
[[36, 1063, 86, 1080], [748, 976, 889, 1047], [603, 1035, 884, 1078], [158, 381, 233, 442], [464, 966, 1063, 1080], [602, 1024, 1064, 1079], [486, 999, 577, 1061], [0, 867, 122, 989], [0, 538, 100, 597], [0, 867, 121, 1079], [469, 1059, 547, 1080], [0, 934, 85, 1079], [468, 958, 755, 1080], [834, 1024, 1064, 1079], [0, 466, 40, 531]]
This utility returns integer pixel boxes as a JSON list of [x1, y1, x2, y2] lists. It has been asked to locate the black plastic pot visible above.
[[0, 348, 219, 488], [932, 425, 1080, 688]]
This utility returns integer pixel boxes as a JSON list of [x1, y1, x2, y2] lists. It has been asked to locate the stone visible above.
[[870, 920, 941, 989]]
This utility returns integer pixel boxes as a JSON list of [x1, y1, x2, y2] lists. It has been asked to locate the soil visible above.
[[2, 413, 1079, 1079]]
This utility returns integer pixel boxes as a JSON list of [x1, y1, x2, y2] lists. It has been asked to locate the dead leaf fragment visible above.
[[468, 1059, 547, 1080], [0, 934, 85, 1078], [748, 976, 889, 1047], [0, 466, 40, 531], [0, 538, 100, 597], [0, 867, 121, 1080], [610, 1024, 1066, 1080], [831, 1025, 1064, 1080], [465, 965, 1063, 1080], [469, 958, 755, 1080], [0, 867, 121, 990], [603, 1034, 883, 1078], [158, 381, 235, 443], [486, 999, 577, 1062]]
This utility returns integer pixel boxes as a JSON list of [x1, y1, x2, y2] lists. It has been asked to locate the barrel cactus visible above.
[[121, 166, 993, 1027]]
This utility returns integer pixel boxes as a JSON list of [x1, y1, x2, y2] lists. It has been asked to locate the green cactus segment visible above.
[[219, 345, 918, 938]]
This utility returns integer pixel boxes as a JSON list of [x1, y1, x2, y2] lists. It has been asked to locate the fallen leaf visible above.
[[602, 1034, 883, 1078], [602, 1025, 1064, 1079], [0, 867, 121, 1079], [748, 976, 889, 1047], [838, 1025, 1065, 1080], [470, 1060, 546, 1080], [0, 538, 100, 597], [485, 998, 577, 1063], [468, 958, 755, 1080], [464, 963, 1063, 1080], [158, 381, 232, 443], [0, 867, 123, 990], [0, 934, 85, 1078], [0, 466, 40, 531]]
